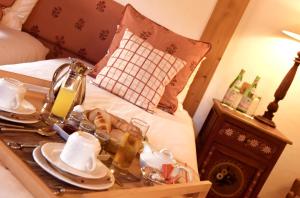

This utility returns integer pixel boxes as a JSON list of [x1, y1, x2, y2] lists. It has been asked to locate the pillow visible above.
[[1, 0, 38, 30], [94, 29, 186, 112], [177, 57, 206, 105], [0, 24, 49, 65], [0, 0, 15, 7], [91, 4, 211, 114], [0, 0, 15, 20]]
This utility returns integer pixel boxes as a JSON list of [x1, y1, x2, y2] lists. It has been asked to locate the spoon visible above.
[[0, 127, 56, 137], [6, 140, 48, 150], [6, 142, 39, 149]]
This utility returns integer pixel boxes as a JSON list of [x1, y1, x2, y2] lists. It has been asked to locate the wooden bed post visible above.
[[183, 0, 251, 116]]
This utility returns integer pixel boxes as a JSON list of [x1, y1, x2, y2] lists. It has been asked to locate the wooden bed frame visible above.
[[183, 0, 251, 116]]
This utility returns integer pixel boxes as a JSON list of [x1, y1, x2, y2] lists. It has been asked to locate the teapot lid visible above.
[[70, 60, 90, 75]]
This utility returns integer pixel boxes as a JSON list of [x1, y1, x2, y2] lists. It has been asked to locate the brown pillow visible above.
[[0, 0, 16, 20], [91, 4, 211, 113], [0, 0, 16, 7]]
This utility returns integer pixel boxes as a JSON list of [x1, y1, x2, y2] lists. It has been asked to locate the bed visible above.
[[0, 0, 249, 196], [0, 58, 198, 197]]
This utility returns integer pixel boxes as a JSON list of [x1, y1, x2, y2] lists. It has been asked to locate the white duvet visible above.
[[0, 59, 198, 198]]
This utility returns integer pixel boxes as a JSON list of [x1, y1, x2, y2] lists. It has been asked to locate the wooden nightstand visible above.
[[197, 99, 292, 198]]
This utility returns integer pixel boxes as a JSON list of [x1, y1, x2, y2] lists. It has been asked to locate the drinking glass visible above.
[[112, 132, 142, 170], [94, 129, 110, 154], [79, 120, 96, 134], [130, 118, 149, 140]]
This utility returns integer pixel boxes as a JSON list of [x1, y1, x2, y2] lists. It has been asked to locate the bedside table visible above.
[[197, 99, 292, 198]]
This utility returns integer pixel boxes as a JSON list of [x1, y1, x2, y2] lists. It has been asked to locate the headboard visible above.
[[23, 0, 124, 64], [23, 0, 250, 116]]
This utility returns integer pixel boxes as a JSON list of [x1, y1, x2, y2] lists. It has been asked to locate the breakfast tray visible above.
[[0, 70, 211, 198]]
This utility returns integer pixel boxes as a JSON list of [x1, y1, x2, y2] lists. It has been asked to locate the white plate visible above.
[[41, 142, 107, 179], [0, 114, 39, 124], [33, 146, 115, 190], [0, 99, 36, 115]]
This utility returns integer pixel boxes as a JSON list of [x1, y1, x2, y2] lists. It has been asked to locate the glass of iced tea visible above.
[[112, 132, 142, 170]]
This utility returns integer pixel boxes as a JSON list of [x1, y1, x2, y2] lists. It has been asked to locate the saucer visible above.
[[41, 143, 107, 179], [0, 99, 36, 115], [33, 146, 115, 190], [0, 112, 39, 124]]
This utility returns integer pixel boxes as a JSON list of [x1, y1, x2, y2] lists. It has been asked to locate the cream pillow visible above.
[[0, 0, 38, 30], [0, 24, 49, 65], [177, 57, 207, 106]]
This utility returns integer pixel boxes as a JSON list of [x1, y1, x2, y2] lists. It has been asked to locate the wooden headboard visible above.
[[183, 0, 251, 116], [23, 0, 250, 116]]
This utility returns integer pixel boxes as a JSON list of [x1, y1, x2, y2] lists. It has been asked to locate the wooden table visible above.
[[196, 99, 291, 198], [0, 70, 211, 198]]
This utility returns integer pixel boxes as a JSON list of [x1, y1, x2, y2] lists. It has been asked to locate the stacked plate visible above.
[[0, 99, 39, 124], [32, 143, 115, 190]]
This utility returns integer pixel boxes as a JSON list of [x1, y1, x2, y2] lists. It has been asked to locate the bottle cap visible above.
[[73, 105, 85, 113]]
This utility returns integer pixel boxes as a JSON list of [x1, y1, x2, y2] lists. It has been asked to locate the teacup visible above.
[[60, 131, 101, 172], [0, 78, 26, 110]]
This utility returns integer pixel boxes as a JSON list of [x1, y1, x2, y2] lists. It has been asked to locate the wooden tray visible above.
[[0, 70, 211, 198]]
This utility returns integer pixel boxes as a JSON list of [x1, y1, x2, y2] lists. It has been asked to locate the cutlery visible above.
[[6, 141, 48, 150], [0, 127, 56, 137], [6, 142, 39, 149], [51, 185, 87, 195], [0, 122, 25, 128], [53, 124, 69, 141]]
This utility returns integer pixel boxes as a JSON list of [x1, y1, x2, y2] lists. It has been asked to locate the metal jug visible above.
[[41, 58, 90, 123]]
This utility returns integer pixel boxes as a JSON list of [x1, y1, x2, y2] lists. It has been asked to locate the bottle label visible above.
[[222, 88, 240, 107], [237, 96, 252, 112]]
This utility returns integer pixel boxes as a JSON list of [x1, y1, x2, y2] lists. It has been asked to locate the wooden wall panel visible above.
[[183, 0, 251, 116]]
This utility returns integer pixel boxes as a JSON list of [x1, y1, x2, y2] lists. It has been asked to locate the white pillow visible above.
[[177, 57, 206, 106], [0, 0, 38, 30], [0, 24, 49, 65], [95, 29, 186, 112]]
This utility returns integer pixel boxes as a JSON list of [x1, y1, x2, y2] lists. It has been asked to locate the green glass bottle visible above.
[[237, 76, 260, 113], [222, 69, 245, 108]]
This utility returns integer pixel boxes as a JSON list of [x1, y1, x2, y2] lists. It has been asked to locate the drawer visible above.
[[215, 122, 278, 160], [199, 143, 265, 198]]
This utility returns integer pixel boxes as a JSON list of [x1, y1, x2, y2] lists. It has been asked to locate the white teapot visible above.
[[140, 142, 193, 183], [140, 142, 176, 170]]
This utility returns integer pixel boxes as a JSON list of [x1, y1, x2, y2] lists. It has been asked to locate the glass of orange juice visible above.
[[50, 87, 77, 119]]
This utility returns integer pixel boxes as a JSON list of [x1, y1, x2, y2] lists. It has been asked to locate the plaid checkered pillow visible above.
[[94, 29, 186, 112]]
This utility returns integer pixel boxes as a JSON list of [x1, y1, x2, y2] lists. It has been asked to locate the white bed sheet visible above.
[[0, 59, 198, 197]]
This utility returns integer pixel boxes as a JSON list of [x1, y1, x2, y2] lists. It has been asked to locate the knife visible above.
[[52, 124, 69, 141], [0, 122, 25, 129]]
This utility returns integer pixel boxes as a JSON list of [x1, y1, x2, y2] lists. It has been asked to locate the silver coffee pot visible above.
[[41, 58, 90, 123]]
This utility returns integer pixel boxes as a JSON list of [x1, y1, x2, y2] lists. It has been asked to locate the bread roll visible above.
[[85, 108, 142, 137], [93, 110, 112, 132]]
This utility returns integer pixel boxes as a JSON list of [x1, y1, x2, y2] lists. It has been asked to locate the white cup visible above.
[[60, 131, 101, 172], [0, 78, 26, 110]]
